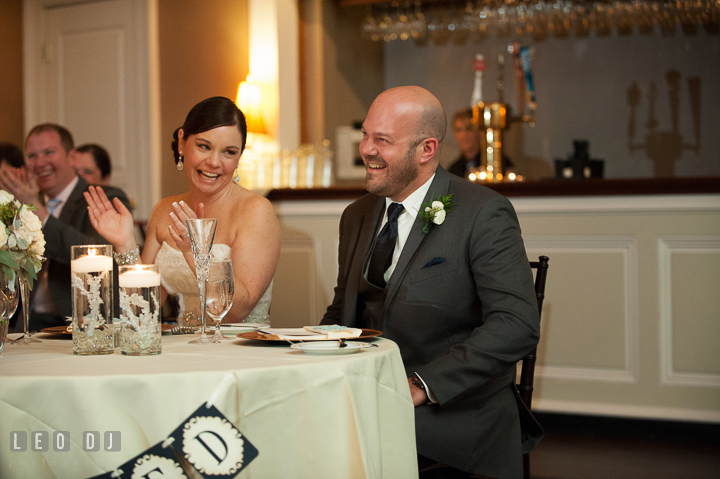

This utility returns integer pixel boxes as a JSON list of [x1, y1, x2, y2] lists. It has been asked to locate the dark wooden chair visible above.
[[519, 255, 549, 479]]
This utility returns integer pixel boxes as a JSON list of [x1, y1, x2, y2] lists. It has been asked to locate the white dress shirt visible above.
[[374, 174, 439, 403], [34, 176, 80, 314], [376, 174, 435, 283]]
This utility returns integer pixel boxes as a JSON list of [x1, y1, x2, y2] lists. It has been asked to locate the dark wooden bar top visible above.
[[266, 177, 720, 201]]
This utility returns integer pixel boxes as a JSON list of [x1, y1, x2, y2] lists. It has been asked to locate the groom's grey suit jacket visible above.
[[322, 166, 543, 479]]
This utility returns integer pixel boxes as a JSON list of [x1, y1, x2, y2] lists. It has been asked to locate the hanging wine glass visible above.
[[186, 218, 218, 345]]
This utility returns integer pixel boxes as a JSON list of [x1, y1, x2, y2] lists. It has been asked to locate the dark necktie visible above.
[[367, 202, 404, 288]]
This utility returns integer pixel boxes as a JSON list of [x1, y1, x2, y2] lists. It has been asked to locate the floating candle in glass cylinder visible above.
[[118, 264, 162, 355], [71, 245, 114, 355]]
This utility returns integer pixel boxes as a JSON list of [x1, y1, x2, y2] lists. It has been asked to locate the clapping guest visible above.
[[0, 142, 26, 172], [72, 143, 112, 186], [85, 96, 280, 324], [0, 125, 131, 330]]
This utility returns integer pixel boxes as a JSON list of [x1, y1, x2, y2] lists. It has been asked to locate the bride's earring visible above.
[[177, 152, 184, 171]]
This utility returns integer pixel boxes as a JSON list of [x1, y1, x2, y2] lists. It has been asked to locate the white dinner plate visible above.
[[290, 341, 371, 355]]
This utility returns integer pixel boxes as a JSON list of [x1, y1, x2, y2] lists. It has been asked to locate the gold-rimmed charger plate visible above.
[[237, 328, 382, 343], [40, 324, 174, 335]]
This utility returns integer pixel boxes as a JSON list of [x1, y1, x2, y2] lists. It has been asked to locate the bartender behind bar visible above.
[[448, 107, 514, 180], [448, 108, 483, 179]]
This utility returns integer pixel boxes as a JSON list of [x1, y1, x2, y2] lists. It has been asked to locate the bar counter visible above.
[[266, 176, 720, 201]]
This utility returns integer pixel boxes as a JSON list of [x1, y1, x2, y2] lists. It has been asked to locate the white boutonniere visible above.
[[420, 194, 455, 234]]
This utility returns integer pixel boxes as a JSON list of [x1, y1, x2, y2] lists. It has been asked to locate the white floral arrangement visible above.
[[0, 190, 46, 290], [420, 194, 456, 234]]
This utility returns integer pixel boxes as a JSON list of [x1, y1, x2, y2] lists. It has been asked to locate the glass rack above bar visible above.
[[338, 0, 720, 41]]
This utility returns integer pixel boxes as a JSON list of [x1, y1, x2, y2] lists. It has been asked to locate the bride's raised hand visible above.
[[168, 200, 204, 253], [84, 186, 135, 250]]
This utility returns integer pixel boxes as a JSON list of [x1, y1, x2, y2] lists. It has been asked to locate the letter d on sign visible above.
[[194, 431, 228, 464]]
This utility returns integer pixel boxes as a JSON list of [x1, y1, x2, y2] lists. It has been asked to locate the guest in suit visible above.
[[0, 142, 27, 172], [0, 124, 131, 330], [321, 86, 542, 479], [72, 143, 112, 186], [448, 107, 514, 180], [447, 107, 483, 179]]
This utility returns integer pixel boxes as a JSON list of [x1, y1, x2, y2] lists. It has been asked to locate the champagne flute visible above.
[[186, 218, 218, 345], [205, 258, 234, 342]]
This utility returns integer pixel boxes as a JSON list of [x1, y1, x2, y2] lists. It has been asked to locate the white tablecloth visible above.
[[0, 332, 417, 479]]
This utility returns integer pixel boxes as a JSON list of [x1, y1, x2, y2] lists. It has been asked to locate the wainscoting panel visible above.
[[526, 237, 639, 385], [659, 237, 720, 388]]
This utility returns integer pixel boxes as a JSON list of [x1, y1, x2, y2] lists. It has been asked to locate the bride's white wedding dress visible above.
[[155, 241, 272, 325]]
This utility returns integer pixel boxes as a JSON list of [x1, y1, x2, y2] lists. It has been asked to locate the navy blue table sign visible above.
[[89, 440, 188, 478], [168, 403, 258, 479], [89, 403, 257, 479]]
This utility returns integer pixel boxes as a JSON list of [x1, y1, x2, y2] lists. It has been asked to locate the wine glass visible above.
[[186, 218, 218, 345], [0, 270, 19, 353], [205, 258, 234, 342], [9, 272, 41, 344]]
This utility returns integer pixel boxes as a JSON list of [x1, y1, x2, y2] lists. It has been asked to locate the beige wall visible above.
[[299, 0, 382, 186], [0, 0, 24, 147], [1, 0, 249, 192], [158, 0, 249, 198]]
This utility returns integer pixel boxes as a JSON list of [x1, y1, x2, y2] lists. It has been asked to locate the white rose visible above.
[[15, 207, 42, 244], [431, 201, 444, 210], [30, 232, 45, 257], [432, 209, 446, 225], [0, 190, 13, 204], [0, 226, 6, 247]]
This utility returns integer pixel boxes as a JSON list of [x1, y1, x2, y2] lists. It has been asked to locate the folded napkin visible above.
[[257, 326, 362, 341], [304, 325, 362, 339]]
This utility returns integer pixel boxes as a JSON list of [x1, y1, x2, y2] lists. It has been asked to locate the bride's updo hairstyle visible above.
[[171, 96, 248, 166]]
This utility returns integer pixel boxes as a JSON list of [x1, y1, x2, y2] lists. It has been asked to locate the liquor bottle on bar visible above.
[[471, 54, 486, 106]]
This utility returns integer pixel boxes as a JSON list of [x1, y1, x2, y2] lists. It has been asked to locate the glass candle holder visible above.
[[118, 264, 162, 355], [71, 245, 115, 355]]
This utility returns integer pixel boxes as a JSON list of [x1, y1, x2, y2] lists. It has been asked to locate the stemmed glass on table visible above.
[[9, 272, 40, 344], [186, 218, 218, 345], [0, 271, 20, 352], [205, 258, 234, 342]]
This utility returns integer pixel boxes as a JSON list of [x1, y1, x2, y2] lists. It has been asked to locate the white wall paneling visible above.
[[658, 236, 720, 388], [525, 236, 640, 384]]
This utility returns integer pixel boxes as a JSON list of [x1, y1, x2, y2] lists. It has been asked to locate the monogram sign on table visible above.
[[90, 403, 258, 479]]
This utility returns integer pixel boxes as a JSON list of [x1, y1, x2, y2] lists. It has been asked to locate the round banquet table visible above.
[[0, 332, 418, 479]]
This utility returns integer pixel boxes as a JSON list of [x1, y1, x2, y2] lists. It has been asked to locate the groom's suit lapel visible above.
[[343, 197, 385, 323], [384, 167, 452, 310]]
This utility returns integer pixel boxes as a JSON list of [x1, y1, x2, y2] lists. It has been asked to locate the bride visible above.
[[85, 96, 280, 324]]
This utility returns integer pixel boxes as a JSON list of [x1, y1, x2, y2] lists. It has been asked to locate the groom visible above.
[[321, 86, 542, 478]]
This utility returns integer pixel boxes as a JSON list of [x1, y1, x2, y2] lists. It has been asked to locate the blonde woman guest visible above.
[[85, 96, 280, 324]]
